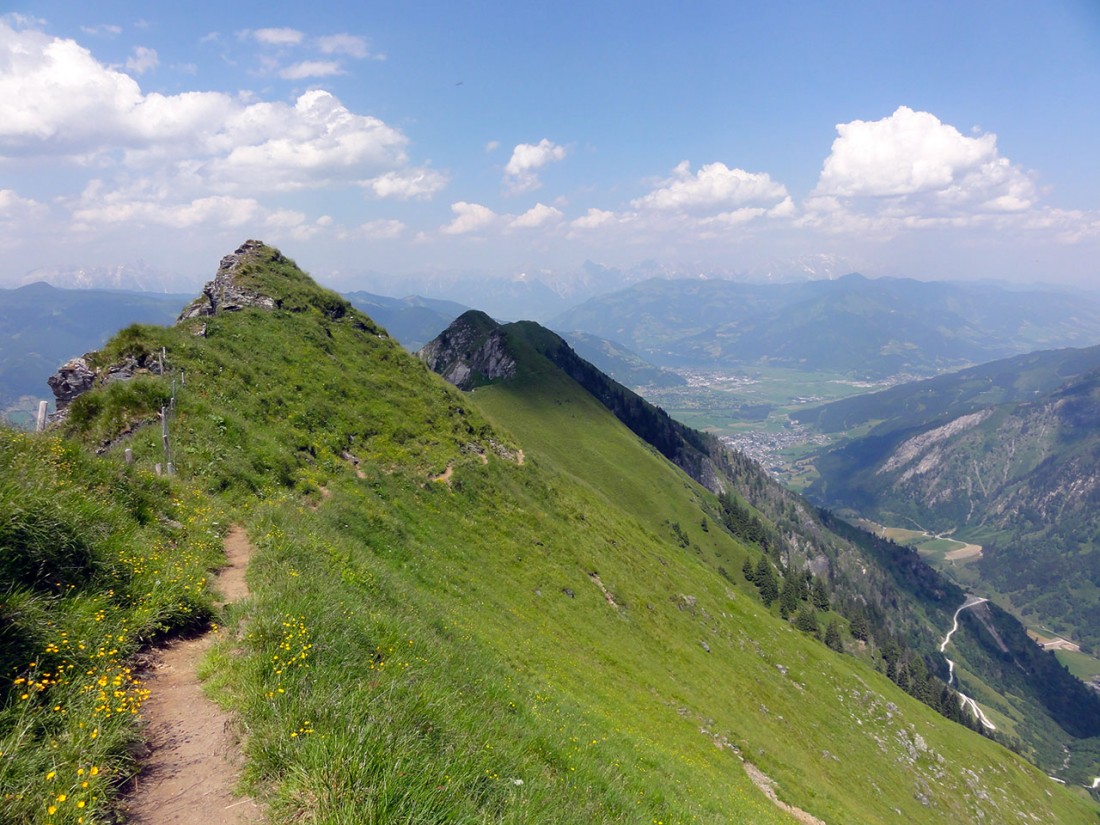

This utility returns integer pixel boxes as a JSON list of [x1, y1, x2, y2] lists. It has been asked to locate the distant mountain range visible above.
[[0, 283, 186, 408], [19, 262, 200, 293], [0, 284, 679, 420], [344, 291, 470, 352], [552, 274, 1100, 378], [801, 344, 1100, 650]]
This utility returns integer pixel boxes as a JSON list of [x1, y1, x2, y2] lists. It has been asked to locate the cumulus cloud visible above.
[[0, 24, 430, 195], [570, 208, 617, 230], [72, 191, 262, 229], [0, 20, 446, 252], [807, 106, 1038, 228], [316, 34, 371, 59], [203, 90, 410, 191], [279, 60, 344, 80], [81, 24, 122, 37], [0, 188, 50, 251], [510, 203, 563, 229], [363, 168, 447, 199], [249, 27, 304, 47], [504, 139, 566, 193], [441, 201, 497, 234], [125, 46, 158, 74], [357, 218, 406, 239], [633, 161, 790, 213]]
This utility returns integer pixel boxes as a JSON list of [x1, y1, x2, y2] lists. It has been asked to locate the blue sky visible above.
[[2, 1, 1099, 293]]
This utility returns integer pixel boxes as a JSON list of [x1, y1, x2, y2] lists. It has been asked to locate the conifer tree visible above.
[[794, 606, 819, 635], [780, 572, 800, 618], [811, 577, 830, 611], [754, 557, 778, 606]]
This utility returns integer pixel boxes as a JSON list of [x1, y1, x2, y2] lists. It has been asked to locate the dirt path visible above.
[[123, 526, 261, 824]]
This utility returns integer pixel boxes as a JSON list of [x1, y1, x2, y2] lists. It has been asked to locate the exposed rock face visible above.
[[416, 310, 516, 390], [45, 351, 167, 423], [177, 240, 278, 321], [47, 356, 95, 410]]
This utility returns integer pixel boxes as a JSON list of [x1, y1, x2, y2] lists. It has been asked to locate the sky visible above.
[[2, 1, 1100, 294]]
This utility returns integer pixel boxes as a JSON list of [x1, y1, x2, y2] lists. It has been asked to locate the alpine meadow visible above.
[[2, 242, 1098, 824]]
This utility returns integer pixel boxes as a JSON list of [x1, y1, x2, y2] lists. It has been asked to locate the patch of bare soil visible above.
[[123, 526, 261, 824], [944, 542, 982, 561], [742, 762, 827, 825]]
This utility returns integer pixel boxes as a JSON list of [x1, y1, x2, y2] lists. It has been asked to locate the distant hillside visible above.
[[343, 290, 468, 351], [421, 311, 1100, 776], [554, 330, 686, 388], [551, 275, 1100, 378], [804, 356, 1100, 651], [0, 282, 185, 410], [793, 343, 1100, 433]]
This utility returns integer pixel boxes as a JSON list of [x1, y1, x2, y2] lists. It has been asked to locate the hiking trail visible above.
[[123, 526, 261, 824]]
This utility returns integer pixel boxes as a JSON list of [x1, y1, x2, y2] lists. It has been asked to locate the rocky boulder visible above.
[[47, 356, 95, 410]]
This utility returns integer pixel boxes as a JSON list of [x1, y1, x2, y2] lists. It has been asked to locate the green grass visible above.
[[0, 427, 225, 824], [5, 244, 1099, 823], [1056, 649, 1100, 682]]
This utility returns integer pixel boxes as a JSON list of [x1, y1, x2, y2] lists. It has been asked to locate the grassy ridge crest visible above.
[[2, 243, 1097, 822]]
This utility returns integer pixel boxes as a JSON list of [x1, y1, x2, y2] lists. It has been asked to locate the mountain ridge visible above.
[[551, 276, 1100, 377], [4, 241, 1098, 822]]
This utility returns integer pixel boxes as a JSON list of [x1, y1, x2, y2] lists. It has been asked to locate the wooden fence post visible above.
[[161, 406, 172, 475]]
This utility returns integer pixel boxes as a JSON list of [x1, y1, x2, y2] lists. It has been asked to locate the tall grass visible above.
[[0, 427, 224, 823]]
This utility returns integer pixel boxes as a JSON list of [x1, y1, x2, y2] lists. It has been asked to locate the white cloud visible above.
[[485, 140, 500, 153], [504, 139, 566, 193], [0, 188, 48, 240], [126, 46, 159, 74], [249, 27, 304, 47], [441, 201, 497, 234], [279, 60, 344, 80], [510, 203, 563, 229], [570, 208, 617, 230], [358, 218, 406, 239], [809, 106, 1038, 225], [81, 24, 122, 37], [363, 168, 447, 199], [633, 161, 789, 212], [204, 90, 410, 191], [0, 24, 426, 193], [72, 192, 262, 229], [316, 34, 371, 59]]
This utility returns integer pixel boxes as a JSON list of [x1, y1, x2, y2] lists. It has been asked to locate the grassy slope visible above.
[[467, 371, 1098, 822], [6, 246, 1098, 822], [0, 427, 225, 823]]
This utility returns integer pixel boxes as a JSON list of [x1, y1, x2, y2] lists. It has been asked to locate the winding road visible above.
[[939, 596, 997, 731]]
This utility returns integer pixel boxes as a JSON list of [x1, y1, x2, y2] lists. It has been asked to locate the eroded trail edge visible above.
[[124, 525, 261, 824]]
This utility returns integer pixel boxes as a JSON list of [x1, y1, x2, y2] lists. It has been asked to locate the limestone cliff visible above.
[[416, 310, 516, 389]]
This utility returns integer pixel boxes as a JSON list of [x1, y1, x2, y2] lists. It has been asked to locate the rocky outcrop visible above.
[[47, 356, 95, 410], [46, 351, 166, 423], [177, 240, 278, 321], [417, 310, 516, 390]]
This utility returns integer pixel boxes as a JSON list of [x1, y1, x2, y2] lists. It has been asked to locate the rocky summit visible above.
[[177, 239, 279, 321]]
